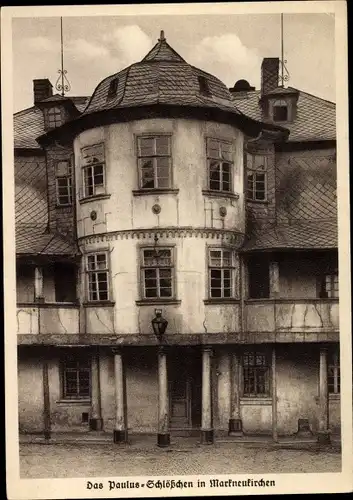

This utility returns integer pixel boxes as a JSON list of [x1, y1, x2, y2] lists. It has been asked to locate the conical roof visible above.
[[82, 31, 244, 118]]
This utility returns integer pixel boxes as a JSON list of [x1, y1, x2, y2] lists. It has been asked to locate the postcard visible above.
[[2, 1, 352, 498]]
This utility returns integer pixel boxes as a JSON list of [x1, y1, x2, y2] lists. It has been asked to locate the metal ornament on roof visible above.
[[55, 17, 71, 96], [279, 13, 290, 87]]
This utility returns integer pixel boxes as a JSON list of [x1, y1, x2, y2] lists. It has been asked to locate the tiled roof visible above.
[[242, 220, 337, 251], [82, 36, 246, 119], [14, 96, 89, 149], [232, 88, 336, 142], [16, 224, 79, 256]]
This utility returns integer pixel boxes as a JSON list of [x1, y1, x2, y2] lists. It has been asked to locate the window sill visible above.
[[83, 301, 115, 307], [240, 397, 272, 406], [132, 188, 179, 196], [56, 399, 91, 405], [204, 298, 240, 305], [56, 204, 73, 209], [315, 394, 340, 403], [79, 194, 111, 205], [202, 190, 239, 200], [246, 199, 269, 204], [17, 302, 79, 308], [136, 299, 181, 306]]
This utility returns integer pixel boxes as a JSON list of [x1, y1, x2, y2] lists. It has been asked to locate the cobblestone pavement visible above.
[[20, 441, 341, 478]]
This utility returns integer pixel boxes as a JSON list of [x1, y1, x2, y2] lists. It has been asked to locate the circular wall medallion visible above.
[[90, 210, 97, 221], [152, 204, 161, 214], [219, 206, 227, 217]]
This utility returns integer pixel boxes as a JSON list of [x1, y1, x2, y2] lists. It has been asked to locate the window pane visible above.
[[56, 161, 70, 177], [155, 136, 170, 156], [96, 254, 107, 269], [87, 256, 96, 270], [139, 138, 154, 156], [209, 160, 221, 190], [81, 143, 105, 166], [78, 371, 90, 397], [209, 250, 222, 267], [207, 139, 220, 159], [141, 160, 155, 188], [254, 156, 266, 169], [220, 142, 232, 162]]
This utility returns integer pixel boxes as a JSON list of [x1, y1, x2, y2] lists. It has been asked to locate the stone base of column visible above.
[[317, 430, 331, 445], [228, 418, 243, 436], [157, 433, 170, 447], [89, 418, 103, 431], [113, 429, 128, 444], [201, 429, 214, 444], [295, 418, 313, 438]]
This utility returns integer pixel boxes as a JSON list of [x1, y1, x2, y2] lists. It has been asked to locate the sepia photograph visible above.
[[3, 1, 352, 498]]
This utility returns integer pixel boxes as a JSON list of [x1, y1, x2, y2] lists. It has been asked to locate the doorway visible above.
[[168, 347, 201, 435]]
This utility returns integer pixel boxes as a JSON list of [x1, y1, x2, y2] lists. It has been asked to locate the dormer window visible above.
[[107, 78, 119, 100], [198, 76, 211, 96], [272, 99, 288, 122], [46, 107, 64, 128]]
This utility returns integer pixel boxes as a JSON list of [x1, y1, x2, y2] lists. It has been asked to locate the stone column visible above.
[[113, 348, 128, 443], [318, 347, 331, 444], [89, 350, 103, 431], [157, 346, 170, 447], [42, 358, 51, 441], [34, 266, 44, 302], [272, 347, 278, 442], [201, 346, 214, 444], [229, 351, 243, 435]]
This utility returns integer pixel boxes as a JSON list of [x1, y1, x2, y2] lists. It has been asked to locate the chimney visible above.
[[261, 58, 280, 96], [33, 79, 53, 105]]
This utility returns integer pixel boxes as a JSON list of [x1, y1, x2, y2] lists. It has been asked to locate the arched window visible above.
[[272, 99, 288, 122], [47, 107, 63, 128]]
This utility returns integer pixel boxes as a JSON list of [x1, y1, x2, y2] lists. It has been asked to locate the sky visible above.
[[12, 12, 336, 112]]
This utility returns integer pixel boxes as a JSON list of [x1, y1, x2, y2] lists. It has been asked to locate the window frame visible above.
[[140, 246, 175, 300], [242, 351, 271, 398], [81, 143, 106, 199], [246, 154, 268, 202], [328, 348, 340, 395], [206, 137, 234, 193], [61, 356, 91, 400], [136, 135, 173, 190], [46, 106, 64, 129], [208, 247, 236, 299], [86, 251, 110, 303], [324, 272, 339, 298], [271, 99, 289, 122], [55, 160, 73, 206]]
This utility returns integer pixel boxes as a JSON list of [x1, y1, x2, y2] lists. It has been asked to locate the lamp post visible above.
[[152, 309, 168, 341], [152, 309, 170, 446]]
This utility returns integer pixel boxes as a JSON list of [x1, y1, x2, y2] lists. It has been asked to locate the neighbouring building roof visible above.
[[13, 96, 89, 150], [16, 224, 79, 256], [232, 87, 336, 142], [242, 220, 337, 251]]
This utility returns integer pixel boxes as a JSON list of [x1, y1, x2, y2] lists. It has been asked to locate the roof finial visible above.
[[55, 17, 71, 96], [159, 30, 165, 42]]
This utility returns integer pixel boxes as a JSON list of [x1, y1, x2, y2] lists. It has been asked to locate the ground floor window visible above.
[[242, 351, 270, 397], [62, 355, 91, 399], [328, 348, 340, 394]]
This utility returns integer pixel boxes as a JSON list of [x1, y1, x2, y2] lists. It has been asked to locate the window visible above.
[[62, 356, 90, 399], [324, 273, 339, 298], [272, 99, 288, 122], [107, 77, 119, 100], [137, 136, 171, 189], [247, 154, 267, 201], [248, 255, 270, 299], [198, 75, 211, 95], [207, 138, 233, 192], [54, 262, 77, 302], [328, 349, 340, 395], [55, 160, 72, 206], [86, 252, 109, 302], [81, 143, 105, 198], [47, 107, 64, 128], [208, 248, 234, 298], [242, 351, 270, 397], [141, 248, 174, 299]]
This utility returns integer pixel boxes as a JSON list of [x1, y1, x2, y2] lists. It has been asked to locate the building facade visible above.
[[15, 34, 339, 445]]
